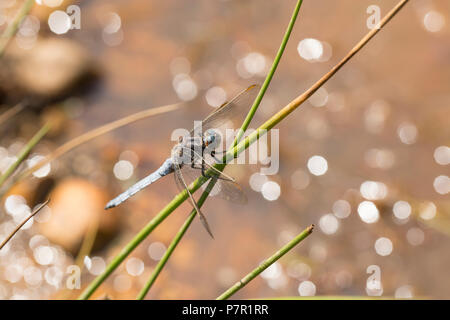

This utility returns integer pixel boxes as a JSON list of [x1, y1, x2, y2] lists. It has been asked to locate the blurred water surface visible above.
[[0, 0, 449, 299]]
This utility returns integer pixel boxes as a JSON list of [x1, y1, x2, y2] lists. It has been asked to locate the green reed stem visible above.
[[0, 123, 51, 188], [79, 0, 409, 300], [136, 178, 218, 300], [135, 212, 196, 300], [217, 225, 314, 300], [134, 0, 304, 300], [225, 0, 409, 163], [234, 0, 303, 144], [0, 0, 35, 57]]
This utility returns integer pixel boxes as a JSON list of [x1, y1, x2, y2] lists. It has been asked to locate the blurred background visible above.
[[0, 0, 449, 300]]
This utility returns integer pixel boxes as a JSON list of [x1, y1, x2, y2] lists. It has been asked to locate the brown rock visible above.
[[38, 178, 119, 252], [0, 37, 95, 99]]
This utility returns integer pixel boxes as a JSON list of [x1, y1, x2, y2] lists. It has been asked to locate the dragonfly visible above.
[[105, 84, 260, 238]]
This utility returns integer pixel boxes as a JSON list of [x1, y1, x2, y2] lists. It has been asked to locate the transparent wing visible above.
[[190, 84, 260, 137], [176, 156, 247, 205], [203, 178, 248, 205], [175, 145, 233, 182]]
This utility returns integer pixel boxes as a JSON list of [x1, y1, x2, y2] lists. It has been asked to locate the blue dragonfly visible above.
[[105, 84, 259, 237]]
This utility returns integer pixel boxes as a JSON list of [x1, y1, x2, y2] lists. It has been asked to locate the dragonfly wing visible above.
[[177, 164, 247, 205], [190, 84, 260, 138], [204, 179, 247, 205], [177, 145, 247, 205]]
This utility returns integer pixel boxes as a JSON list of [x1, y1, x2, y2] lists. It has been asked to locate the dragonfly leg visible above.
[[190, 164, 233, 181], [208, 149, 227, 156], [212, 150, 228, 155], [201, 158, 207, 177], [190, 162, 207, 178], [181, 145, 234, 182], [215, 175, 233, 181]]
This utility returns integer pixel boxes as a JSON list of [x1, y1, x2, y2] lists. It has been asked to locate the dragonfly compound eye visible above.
[[204, 129, 221, 148]]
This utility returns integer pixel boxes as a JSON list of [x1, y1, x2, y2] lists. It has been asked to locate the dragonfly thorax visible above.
[[171, 136, 202, 166], [170, 129, 221, 166]]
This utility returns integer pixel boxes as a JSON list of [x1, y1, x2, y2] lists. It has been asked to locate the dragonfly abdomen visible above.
[[105, 158, 175, 209]]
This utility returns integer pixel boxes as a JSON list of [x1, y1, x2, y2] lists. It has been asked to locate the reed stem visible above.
[[135, 0, 305, 300], [216, 225, 314, 300], [0, 0, 35, 57], [79, 0, 410, 299], [0, 123, 51, 188]]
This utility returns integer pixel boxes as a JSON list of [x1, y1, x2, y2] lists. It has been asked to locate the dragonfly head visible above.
[[204, 129, 221, 149]]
